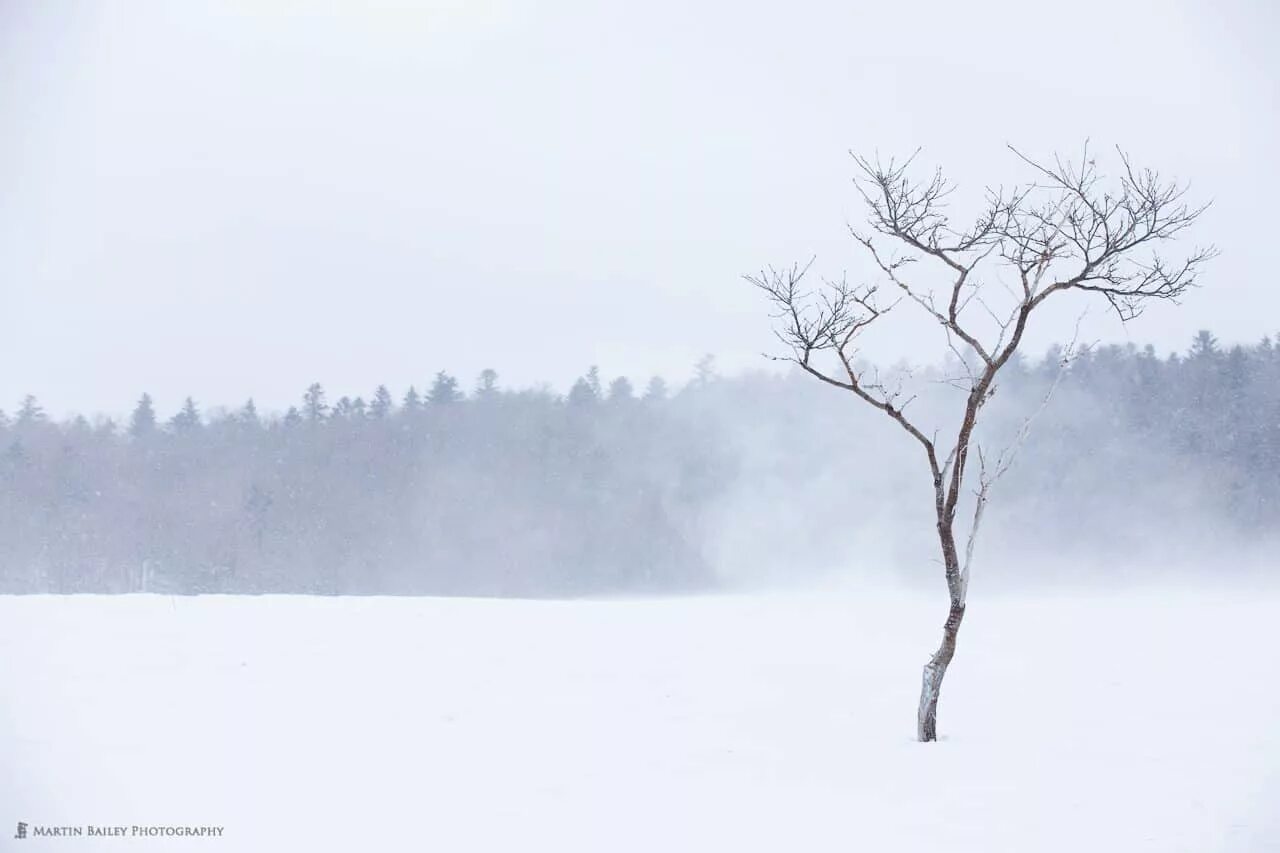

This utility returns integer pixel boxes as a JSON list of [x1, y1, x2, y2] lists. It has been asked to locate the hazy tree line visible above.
[[995, 332, 1280, 552], [1, 333, 1276, 595], [0, 368, 729, 595], [689, 330, 1280, 587]]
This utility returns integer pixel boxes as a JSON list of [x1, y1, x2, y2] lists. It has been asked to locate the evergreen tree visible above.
[[129, 394, 157, 438], [69, 414, 92, 436], [239, 399, 261, 429], [568, 374, 599, 406], [1224, 346, 1249, 395], [1189, 330, 1219, 360], [16, 395, 46, 426], [608, 376, 635, 402], [170, 397, 202, 432], [1039, 344, 1066, 379], [303, 383, 329, 422], [475, 369, 499, 399], [693, 354, 716, 386], [586, 366, 603, 398], [402, 386, 423, 414], [428, 371, 462, 404], [643, 376, 669, 402], [333, 396, 356, 419], [370, 385, 394, 419]]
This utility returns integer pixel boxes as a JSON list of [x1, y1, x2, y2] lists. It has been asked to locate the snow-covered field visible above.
[[2, 586, 1278, 851]]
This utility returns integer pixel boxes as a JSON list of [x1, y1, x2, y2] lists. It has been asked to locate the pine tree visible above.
[[585, 366, 603, 398], [16, 395, 46, 426], [643, 376, 668, 402], [693, 354, 716, 386], [239, 399, 261, 429], [69, 415, 92, 436], [475, 369, 499, 399], [129, 394, 158, 438], [303, 383, 329, 422], [332, 396, 356, 419], [1189, 330, 1219, 360], [428, 371, 462, 404], [170, 397, 202, 432], [568, 375, 599, 406], [370, 385, 394, 419], [402, 386, 423, 414], [608, 376, 635, 402]]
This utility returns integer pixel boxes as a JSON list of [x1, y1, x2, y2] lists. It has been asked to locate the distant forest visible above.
[[1, 332, 1277, 595]]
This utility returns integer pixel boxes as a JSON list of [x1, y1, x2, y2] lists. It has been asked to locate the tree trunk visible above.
[[917, 597, 965, 742]]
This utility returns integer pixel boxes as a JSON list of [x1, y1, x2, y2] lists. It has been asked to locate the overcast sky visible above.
[[2, 0, 1276, 418]]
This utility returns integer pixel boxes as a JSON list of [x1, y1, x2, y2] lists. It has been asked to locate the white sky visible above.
[[2, 0, 1276, 418]]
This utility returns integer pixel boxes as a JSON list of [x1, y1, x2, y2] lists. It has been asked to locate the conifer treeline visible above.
[[0, 368, 724, 595], [1, 332, 1276, 594]]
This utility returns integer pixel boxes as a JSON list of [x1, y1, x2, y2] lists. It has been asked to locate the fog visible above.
[[5, 7, 1280, 846], [2, 335, 1276, 596], [2, 1, 1278, 596]]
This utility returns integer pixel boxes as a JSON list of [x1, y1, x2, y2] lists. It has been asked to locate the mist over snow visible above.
[[3, 0, 1278, 850], [0, 334, 1277, 597]]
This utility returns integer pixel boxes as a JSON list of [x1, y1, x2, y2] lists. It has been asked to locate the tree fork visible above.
[[749, 143, 1214, 742]]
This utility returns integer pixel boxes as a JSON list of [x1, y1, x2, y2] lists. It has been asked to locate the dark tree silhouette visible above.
[[427, 372, 462, 405], [130, 394, 157, 438], [303, 383, 329, 423], [170, 397, 202, 432], [370, 385, 394, 418], [749, 143, 1216, 741]]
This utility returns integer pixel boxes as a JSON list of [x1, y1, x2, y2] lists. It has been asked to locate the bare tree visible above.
[[747, 144, 1215, 742]]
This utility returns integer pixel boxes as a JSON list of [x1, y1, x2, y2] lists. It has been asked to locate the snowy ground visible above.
[[2, 586, 1278, 852]]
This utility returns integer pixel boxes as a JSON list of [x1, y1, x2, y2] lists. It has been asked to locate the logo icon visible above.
[[14, 822, 27, 839]]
